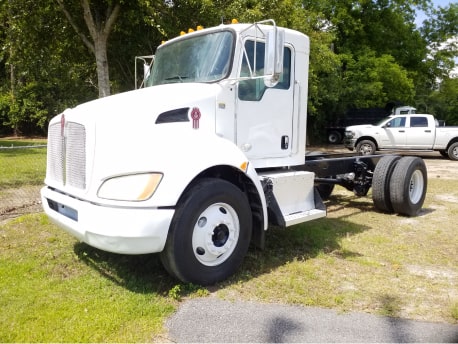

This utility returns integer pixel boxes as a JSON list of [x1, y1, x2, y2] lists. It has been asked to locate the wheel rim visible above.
[[359, 143, 373, 155], [452, 146, 458, 159], [409, 170, 424, 204], [192, 202, 240, 266]]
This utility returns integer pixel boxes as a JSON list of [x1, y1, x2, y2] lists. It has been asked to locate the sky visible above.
[[415, 0, 455, 27]]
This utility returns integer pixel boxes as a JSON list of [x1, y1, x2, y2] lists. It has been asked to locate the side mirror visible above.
[[264, 28, 284, 87]]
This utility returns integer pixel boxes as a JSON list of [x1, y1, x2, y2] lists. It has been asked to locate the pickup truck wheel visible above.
[[372, 155, 401, 213], [356, 140, 376, 155], [328, 131, 342, 144], [160, 178, 252, 285], [389, 157, 427, 217], [447, 142, 458, 161]]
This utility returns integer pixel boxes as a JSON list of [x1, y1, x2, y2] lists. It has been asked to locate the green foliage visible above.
[[428, 77, 458, 124], [0, 0, 456, 138], [342, 52, 414, 108]]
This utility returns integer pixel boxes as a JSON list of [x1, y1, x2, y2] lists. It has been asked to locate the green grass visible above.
[[0, 139, 47, 188], [0, 214, 206, 342], [0, 138, 47, 147]]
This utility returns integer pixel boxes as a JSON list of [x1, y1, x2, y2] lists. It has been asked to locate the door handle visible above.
[[425, 130, 431, 133], [281, 135, 289, 150], [398, 130, 405, 133]]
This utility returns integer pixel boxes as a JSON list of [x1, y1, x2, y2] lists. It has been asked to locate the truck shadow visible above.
[[73, 242, 176, 294], [72, 194, 377, 294]]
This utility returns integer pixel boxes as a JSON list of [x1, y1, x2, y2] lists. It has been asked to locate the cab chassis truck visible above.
[[41, 20, 427, 285]]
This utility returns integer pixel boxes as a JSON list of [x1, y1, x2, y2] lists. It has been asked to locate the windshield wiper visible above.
[[164, 75, 189, 82]]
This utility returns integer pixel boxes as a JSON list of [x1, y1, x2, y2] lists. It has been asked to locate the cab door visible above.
[[236, 40, 294, 160], [404, 116, 435, 148], [379, 116, 407, 148]]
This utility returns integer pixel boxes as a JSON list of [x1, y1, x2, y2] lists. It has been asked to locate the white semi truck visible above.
[[41, 20, 428, 285]]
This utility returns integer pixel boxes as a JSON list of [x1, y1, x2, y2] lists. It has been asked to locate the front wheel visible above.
[[160, 178, 252, 285], [356, 140, 376, 155], [389, 157, 427, 217], [447, 142, 458, 161]]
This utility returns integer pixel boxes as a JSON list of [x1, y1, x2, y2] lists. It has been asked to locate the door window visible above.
[[410, 117, 428, 127], [238, 41, 291, 101]]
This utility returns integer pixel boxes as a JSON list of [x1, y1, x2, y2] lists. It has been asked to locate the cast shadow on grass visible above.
[[73, 242, 176, 295], [73, 193, 382, 293], [229, 194, 373, 284]]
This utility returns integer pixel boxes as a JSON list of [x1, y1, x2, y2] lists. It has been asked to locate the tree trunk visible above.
[[56, 0, 120, 98], [94, 36, 110, 98]]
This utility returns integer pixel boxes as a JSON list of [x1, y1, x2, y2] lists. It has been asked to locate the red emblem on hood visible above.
[[191, 107, 201, 129]]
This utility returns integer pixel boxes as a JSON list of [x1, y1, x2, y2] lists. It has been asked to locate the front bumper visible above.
[[41, 186, 174, 254], [343, 138, 357, 151]]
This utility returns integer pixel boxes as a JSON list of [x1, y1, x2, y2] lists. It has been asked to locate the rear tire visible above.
[[328, 131, 342, 144], [160, 178, 252, 285], [356, 140, 376, 155], [447, 142, 458, 161], [372, 155, 401, 213], [389, 157, 427, 217]]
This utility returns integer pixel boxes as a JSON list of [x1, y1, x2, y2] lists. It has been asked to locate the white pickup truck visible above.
[[344, 114, 458, 160]]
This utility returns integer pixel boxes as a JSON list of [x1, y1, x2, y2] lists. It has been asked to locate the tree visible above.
[[0, 0, 97, 135], [56, 0, 121, 98], [428, 77, 458, 125]]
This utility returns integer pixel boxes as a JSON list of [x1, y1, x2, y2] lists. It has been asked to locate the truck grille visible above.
[[47, 122, 86, 189]]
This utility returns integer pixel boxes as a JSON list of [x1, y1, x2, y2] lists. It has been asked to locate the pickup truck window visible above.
[[387, 117, 406, 128], [149, 31, 234, 86], [238, 41, 291, 101], [410, 117, 428, 127]]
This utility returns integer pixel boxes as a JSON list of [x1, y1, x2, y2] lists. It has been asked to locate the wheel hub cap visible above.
[[192, 203, 240, 266]]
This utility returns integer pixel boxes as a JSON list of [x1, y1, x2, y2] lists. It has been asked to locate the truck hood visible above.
[[66, 82, 220, 127], [47, 83, 226, 198], [345, 124, 376, 132]]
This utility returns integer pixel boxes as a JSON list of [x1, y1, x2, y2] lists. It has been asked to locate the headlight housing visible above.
[[345, 130, 355, 138], [97, 173, 163, 201]]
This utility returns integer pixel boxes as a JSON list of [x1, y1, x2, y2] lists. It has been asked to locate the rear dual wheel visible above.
[[372, 156, 427, 216]]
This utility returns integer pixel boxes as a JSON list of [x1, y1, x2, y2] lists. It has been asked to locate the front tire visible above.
[[160, 178, 252, 285], [356, 139, 376, 155], [389, 157, 427, 217]]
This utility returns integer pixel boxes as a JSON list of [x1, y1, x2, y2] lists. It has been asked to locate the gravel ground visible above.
[[166, 298, 458, 343]]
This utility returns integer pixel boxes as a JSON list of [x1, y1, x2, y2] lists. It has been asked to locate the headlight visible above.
[[345, 130, 355, 138], [97, 173, 163, 201]]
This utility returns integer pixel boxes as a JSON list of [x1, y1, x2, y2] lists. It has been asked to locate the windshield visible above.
[[375, 116, 393, 126], [147, 30, 234, 86]]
